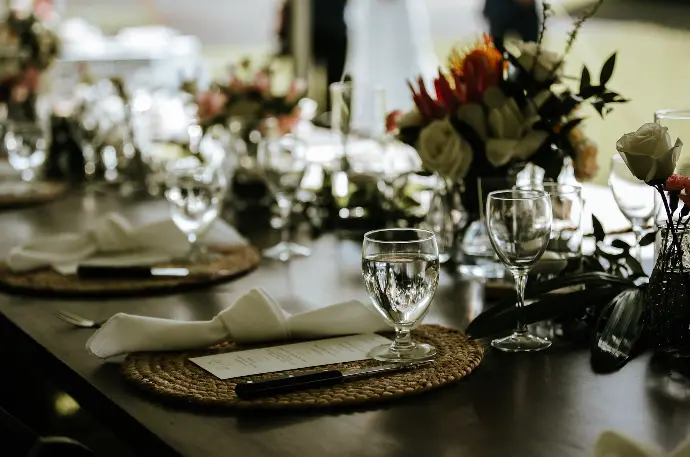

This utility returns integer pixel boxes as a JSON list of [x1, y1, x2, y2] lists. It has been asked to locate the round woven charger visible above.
[[122, 324, 484, 410], [0, 245, 260, 298], [0, 181, 67, 209]]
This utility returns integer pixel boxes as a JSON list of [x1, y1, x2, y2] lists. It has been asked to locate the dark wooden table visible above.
[[0, 193, 688, 457]]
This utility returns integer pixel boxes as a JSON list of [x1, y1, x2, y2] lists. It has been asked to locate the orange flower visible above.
[[573, 140, 599, 182], [447, 34, 503, 103], [408, 34, 504, 121]]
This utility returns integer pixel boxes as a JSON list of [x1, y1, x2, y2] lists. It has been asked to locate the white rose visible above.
[[516, 41, 562, 83], [616, 123, 682, 182], [417, 119, 473, 180]]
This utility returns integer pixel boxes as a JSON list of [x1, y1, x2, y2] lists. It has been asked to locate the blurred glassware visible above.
[[165, 160, 228, 263], [330, 81, 352, 165], [458, 176, 518, 280], [609, 154, 659, 262], [419, 176, 467, 263], [655, 109, 690, 175], [5, 121, 47, 182], [518, 182, 584, 278], [258, 119, 310, 261]]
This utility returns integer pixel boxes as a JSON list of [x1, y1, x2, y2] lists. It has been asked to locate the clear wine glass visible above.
[[362, 228, 440, 362], [609, 154, 659, 262], [258, 130, 310, 261], [165, 162, 228, 262], [5, 122, 47, 182], [486, 190, 553, 352]]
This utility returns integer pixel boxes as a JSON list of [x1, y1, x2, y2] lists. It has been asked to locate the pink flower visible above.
[[196, 90, 227, 122], [667, 174, 690, 191], [286, 78, 307, 103], [667, 174, 690, 205], [252, 71, 271, 95], [228, 76, 245, 92]]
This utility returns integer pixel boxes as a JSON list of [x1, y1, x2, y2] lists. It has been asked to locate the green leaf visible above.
[[580, 66, 591, 93], [639, 231, 657, 246], [611, 239, 631, 251], [623, 254, 646, 278], [592, 215, 606, 242], [600, 53, 617, 86]]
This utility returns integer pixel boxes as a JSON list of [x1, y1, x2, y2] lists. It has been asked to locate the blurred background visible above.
[[49, 0, 690, 184]]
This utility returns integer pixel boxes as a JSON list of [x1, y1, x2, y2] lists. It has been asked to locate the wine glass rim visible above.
[[655, 109, 690, 119], [516, 182, 581, 196], [487, 189, 548, 201], [363, 228, 435, 244]]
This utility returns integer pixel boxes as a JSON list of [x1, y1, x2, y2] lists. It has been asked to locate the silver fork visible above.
[[55, 310, 107, 329]]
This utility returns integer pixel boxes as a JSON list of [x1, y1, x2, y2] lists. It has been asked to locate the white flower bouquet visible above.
[[390, 1, 626, 217]]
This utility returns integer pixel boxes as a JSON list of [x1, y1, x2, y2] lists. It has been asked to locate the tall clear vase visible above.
[[647, 225, 690, 355]]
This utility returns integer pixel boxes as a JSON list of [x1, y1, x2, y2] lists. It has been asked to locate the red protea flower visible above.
[[408, 76, 446, 122], [386, 110, 402, 133]]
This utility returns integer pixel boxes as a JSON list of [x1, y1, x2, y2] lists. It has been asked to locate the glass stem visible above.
[[277, 195, 292, 246], [632, 225, 643, 263], [188, 232, 200, 259], [391, 327, 414, 352], [513, 270, 528, 334], [21, 168, 34, 182]]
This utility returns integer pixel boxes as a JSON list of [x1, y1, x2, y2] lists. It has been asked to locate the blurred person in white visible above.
[[344, 0, 437, 135]]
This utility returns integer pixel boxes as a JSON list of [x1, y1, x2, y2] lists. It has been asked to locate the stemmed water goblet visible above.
[[362, 228, 440, 362], [609, 154, 659, 262], [258, 131, 311, 261], [5, 121, 47, 183], [485, 190, 553, 352], [165, 161, 228, 263]]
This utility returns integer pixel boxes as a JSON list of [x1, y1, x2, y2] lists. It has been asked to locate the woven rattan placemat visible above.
[[0, 181, 67, 209], [0, 245, 260, 298], [122, 324, 484, 410]]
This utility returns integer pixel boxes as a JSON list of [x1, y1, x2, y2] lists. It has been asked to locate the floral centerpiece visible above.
[[0, 1, 59, 121], [390, 1, 626, 218], [194, 59, 306, 136], [615, 122, 690, 354]]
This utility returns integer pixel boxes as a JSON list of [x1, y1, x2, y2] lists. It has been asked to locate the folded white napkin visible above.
[[87, 288, 390, 358], [594, 431, 690, 457], [7, 213, 246, 274]]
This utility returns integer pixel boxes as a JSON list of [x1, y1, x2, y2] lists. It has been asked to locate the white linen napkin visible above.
[[593, 431, 690, 457], [6, 213, 246, 274], [86, 288, 390, 358]]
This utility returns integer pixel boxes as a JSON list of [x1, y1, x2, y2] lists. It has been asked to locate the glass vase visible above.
[[420, 176, 466, 263], [646, 225, 690, 355]]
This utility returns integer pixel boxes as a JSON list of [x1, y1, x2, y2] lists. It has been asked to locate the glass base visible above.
[[263, 242, 311, 261], [491, 332, 552, 353], [368, 343, 437, 363], [457, 259, 506, 280]]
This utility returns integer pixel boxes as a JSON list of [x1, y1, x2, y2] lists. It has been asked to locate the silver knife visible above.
[[234, 361, 433, 400]]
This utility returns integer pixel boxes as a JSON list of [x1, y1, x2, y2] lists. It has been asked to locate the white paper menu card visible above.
[[190, 333, 392, 380]]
